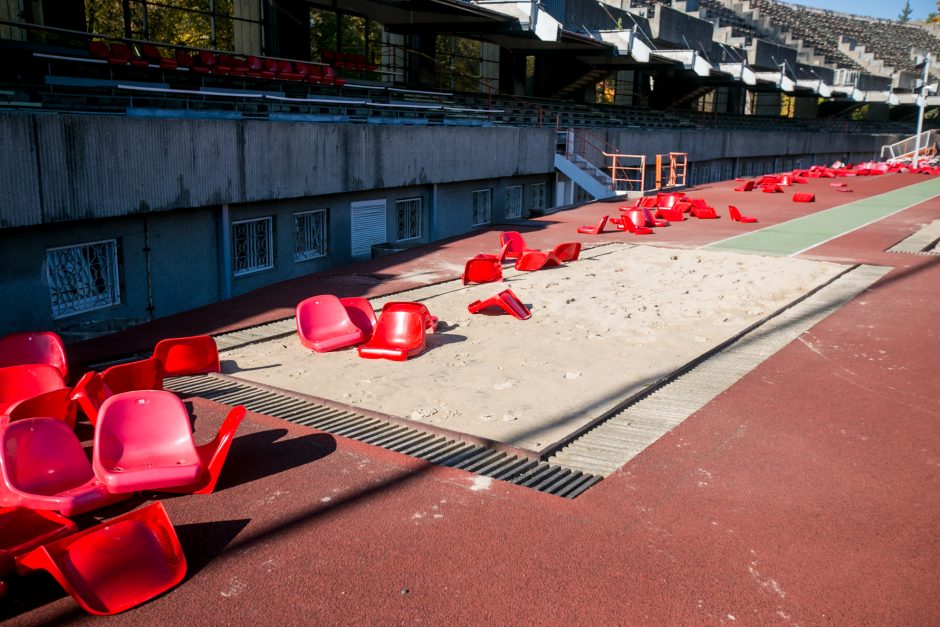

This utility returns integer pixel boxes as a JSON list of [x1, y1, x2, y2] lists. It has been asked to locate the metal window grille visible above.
[[505, 185, 523, 220], [232, 217, 273, 276], [529, 183, 546, 211], [294, 210, 328, 262], [45, 239, 121, 319], [472, 189, 492, 226], [395, 198, 423, 241]]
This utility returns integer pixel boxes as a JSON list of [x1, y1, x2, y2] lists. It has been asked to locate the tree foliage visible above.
[[898, 0, 913, 23]]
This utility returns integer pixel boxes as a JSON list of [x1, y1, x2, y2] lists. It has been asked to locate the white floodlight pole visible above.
[[913, 53, 930, 169]]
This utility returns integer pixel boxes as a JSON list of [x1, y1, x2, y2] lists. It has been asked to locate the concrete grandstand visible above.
[[0, 1, 939, 622]]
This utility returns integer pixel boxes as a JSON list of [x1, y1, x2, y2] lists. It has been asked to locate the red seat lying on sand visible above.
[[462, 256, 503, 285], [380, 302, 438, 334], [357, 305, 428, 361], [16, 501, 186, 616], [792, 193, 815, 202], [729, 205, 758, 223], [514, 242, 580, 271], [0, 331, 68, 379], [295, 294, 367, 352], [577, 215, 608, 234], [468, 289, 531, 320], [733, 180, 755, 192]]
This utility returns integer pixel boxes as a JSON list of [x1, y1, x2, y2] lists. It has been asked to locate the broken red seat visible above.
[[792, 193, 815, 202], [577, 215, 609, 234], [468, 289, 531, 320]]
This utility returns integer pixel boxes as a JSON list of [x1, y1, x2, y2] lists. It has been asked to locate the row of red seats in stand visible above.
[[88, 41, 347, 86], [322, 49, 378, 72], [0, 331, 241, 614]]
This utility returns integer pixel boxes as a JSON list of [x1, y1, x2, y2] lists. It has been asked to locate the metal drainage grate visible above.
[[166, 374, 602, 499], [887, 219, 940, 255]]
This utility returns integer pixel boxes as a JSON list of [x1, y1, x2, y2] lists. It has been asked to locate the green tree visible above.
[[898, 0, 913, 22], [928, 0, 940, 22]]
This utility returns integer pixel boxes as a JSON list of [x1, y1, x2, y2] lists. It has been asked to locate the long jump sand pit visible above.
[[221, 244, 845, 453]]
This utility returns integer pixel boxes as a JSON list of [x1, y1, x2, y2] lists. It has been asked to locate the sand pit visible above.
[[221, 244, 845, 453]]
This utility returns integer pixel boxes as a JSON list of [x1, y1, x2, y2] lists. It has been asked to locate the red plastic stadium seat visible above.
[[0, 364, 66, 416], [93, 390, 243, 494], [514, 249, 563, 271], [733, 181, 755, 192], [276, 59, 303, 81], [322, 65, 346, 87], [462, 257, 503, 285], [15, 501, 187, 616], [552, 242, 581, 262], [0, 507, 76, 578], [140, 43, 177, 69], [498, 231, 528, 259], [381, 302, 438, 334], [246, 55, 275, 79], [217, 54, 248, 75], [728, 205, 757, 223], [468, 289, 531, 320], [689, 199, 719, 219], [577, 215, 608, 234], [0, 330, 68, 378], [656, 203, 686, 222], [153, 335, 220, 376], [70, 371, 110, 425], [792, 193, 815, 202], [102, 357, 163, 394], [339, 297, 378, 340], [87, 41, 111, 60], [295, 294, 367, 352], [2, 387, 77, 429], [357, 308, 427, 361], [0, 418, 128, 515]]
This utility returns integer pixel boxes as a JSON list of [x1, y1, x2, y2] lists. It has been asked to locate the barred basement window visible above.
[[45, 239, 121, 319], [505, 185, 523, 220], [396, 198, 423, 241], [294, 210, 328, 261], [529, 183, 546, 212], [232, 217, 274, 276], [472, 188, 492, 226]]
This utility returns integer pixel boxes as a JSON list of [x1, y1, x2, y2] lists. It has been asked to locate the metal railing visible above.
[[604, 153, 646, 193], [881, 130, 937, 160]]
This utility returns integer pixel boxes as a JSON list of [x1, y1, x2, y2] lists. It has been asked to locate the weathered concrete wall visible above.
[[0, 114, 556, 229], [604, 128, 902, 163], [749, 39, 797, 70]]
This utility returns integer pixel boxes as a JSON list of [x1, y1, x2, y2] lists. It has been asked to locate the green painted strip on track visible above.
[[707, 177, 940, 256]]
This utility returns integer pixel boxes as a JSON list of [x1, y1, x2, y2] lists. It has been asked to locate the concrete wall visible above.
[[649, 5, 713, 50], [749, 40, 798, 70], [0, 114, 556, 229]]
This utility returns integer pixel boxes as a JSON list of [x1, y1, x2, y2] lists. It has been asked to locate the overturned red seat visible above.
[[733, 180, 755, 192], [498, 231, 527, 259], [0, 331, 68, 379], [577, 215, 608, 234], [728, 205, 758, 223], [761, 184, 782, 193], [357, 307, 427, 361], [462, 257, 503, 285], [468, 289, 531, 320], [641, 206, 669, 227], [656, 202, 686, 222], [514, 249, 562, 271], [153, 335, 220, 376], [381, 302, 438, 334], [16, 501, 187, 616], [792, 193, 815, 202], [552, 242, 581, 262], [689, 198, 719, 219], [616, 211, 654, 234], [295, 294, 367, 352]]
